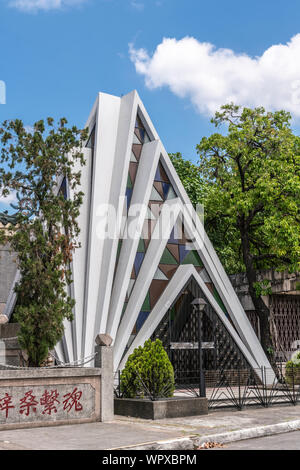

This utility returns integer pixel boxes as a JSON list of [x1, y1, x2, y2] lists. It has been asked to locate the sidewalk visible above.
[[0, 404, 300, 450]]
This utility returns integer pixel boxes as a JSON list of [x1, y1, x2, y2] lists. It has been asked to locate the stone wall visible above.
[[229, 270, 300, 356], [229, 270, 300, 311], [0, 244, 17, 315], [0, 346, 114, 430], [0, 323, 21, 367]]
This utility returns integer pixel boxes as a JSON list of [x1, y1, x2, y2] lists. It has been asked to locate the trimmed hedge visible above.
[[120, 339, 175, 399]]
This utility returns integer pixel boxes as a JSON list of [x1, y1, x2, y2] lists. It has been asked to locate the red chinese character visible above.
[[19, 390, 38, 416], [62, 388, 83, 412], [40, 389, 60, 415], [0, 393, 15, 418]]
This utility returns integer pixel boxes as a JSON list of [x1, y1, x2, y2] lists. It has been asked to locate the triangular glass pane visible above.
[[150, 186, 163, 202], [182, 249, 203, 267], [160, 247, 178, 265], [134, 252, 144, 276], [153, 268, 168, 281], [167, 186, 177, 199], [141, 292, 151, 311], [137, 238, 145, 253], [136, 311, 150, 332], [146, 207, 156, 220], [133, 133, 141, 145], [127, 174, 133, 189], [130, 151, 137, 162]]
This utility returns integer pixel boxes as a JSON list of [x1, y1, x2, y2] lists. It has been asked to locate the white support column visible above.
[[92, 91, 141, 348], [82, 92, 122, 359], [113, 198, 183, 369], [106, 140, 162, 342]]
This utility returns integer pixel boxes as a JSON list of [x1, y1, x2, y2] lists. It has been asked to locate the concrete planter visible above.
[[0, 346, 114, 430], [285, 367, 300, 385], [114, 396, 208, 420]]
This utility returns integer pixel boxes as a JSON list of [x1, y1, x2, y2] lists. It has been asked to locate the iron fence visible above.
[[114, 364, 300, 410], [173, 364, 300, 410]]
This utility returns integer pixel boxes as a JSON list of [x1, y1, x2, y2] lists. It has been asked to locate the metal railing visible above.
[[114, 364, 300, 410], [174, 365, 300, 410]]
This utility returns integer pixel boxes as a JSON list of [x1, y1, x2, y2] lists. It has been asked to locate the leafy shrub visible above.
[[120, 339, 175, 399], [286, 351, 300, 369], [285, 351, 300, 385]]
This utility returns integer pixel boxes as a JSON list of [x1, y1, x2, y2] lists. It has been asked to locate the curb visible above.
[[110, 419, 300, 450]]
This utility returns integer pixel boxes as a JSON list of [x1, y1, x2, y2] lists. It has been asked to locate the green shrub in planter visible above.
[[120, 339, 175, 399], [285, 352, 300, 385]]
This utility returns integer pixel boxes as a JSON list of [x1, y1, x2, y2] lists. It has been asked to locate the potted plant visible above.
[[114, 339, 208, 419]]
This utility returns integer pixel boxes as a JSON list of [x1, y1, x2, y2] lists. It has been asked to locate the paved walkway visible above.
[[0, 404, 300, 450]]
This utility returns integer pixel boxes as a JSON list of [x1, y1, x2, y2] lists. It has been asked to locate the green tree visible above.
[[0, 118, 88, 366], [120, 339, 175, 399], [169, 152, 204, 207], [197, 104, 300, 358], [170, 152, 244, 273]]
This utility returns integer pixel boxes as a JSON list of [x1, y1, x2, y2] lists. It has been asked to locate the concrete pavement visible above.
[[0, 404, 300, 450]]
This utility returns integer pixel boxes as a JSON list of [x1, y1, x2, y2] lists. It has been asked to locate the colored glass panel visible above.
[[179, 244, 191, 263], [134, 252, 144, 276], [150, 186, 163, 202], [153, 268, 168, 281], [158, 264, 178, 280], [162, 182, 171, 199], [136, 311, 150, 332], [167, 186, 177, 199], [158, 162, 170, 183], [213, 286, 228, 315], [149, 280, 168, 308], [130, 151, 137, 162], [153, 181, 164, 199], [137, 238, 145, 253], [166, 244, 180, 263], [129, 162, 138, 186], [141, 292, 151, 311], [159, 248, 178, 265], [126, 188, 133, 209], [127, 174, 133, 189], [181, 250, 203, 267], [132, 144, 142, 160]]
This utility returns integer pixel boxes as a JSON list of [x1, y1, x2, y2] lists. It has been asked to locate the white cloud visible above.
[[129, 35, 300, 117], [0, 191, 17, 205], [130, 1, 144, 11], [9, 0, 88, 12]]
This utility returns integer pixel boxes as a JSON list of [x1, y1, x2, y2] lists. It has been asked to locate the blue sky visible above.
[[1, 0, 300, 209]]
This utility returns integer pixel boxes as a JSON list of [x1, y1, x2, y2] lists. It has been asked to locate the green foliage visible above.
[[286, 351, 300, 368], [120, 339, 175, 399], [197, 104, 300, 275], [0, 118, 88, 366], [253, 280, 272, 298], [286, 352, 300, 384], [170, 104, 299, 356], [169, 152, 204, 208], [197, 104, 300, 355]]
